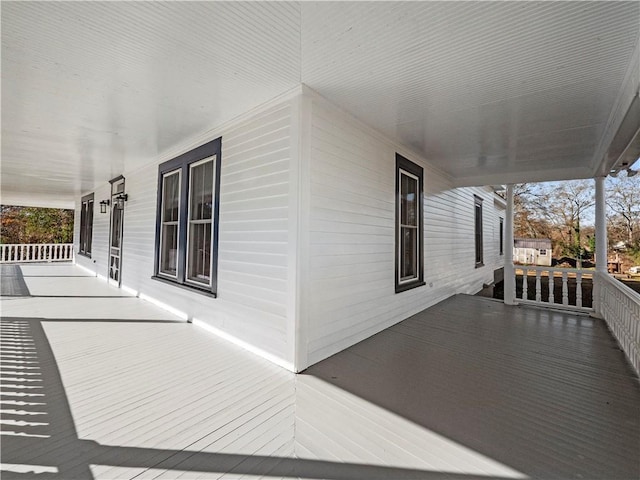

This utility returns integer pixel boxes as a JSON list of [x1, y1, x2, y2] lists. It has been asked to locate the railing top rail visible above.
[[602, 272, 640, 303], [514, 266, 595, 275]]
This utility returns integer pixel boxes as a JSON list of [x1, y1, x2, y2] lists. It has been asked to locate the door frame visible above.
[[108, 175, 126, 287]]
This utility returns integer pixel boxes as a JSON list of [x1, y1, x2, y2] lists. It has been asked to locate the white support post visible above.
[[504, 184, 516, 305], [594, 176, 608, 317]]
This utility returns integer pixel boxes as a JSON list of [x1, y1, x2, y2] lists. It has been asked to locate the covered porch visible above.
[[2, 263, 639, 479]]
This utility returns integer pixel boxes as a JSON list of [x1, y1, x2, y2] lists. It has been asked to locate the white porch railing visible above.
[[515, 266, 594, 313], [598, 273, 640, 376], [0, 243, 74, 263]]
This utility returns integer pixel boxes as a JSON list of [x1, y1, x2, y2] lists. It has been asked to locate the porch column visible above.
[[593, 176, 608, 316], [504, 184, 516, 305]]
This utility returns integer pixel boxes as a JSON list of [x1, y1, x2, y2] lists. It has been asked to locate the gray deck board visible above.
[[2, 265, 639, 479], [301, 294, 640, 479]]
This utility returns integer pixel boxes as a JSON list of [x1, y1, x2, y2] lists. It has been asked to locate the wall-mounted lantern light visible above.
[[114, 193, 128, 209], [99, 199, 110, 213]]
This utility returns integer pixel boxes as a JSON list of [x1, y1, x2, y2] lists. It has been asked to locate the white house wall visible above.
[[75, 183, 112, 279], [74, 88, 505, 372], [75, 97, 299, 369], [302, 91, 505, 368]]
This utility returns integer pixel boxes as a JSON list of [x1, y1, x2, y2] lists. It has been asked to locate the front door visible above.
[[109, 177, 126, 286]]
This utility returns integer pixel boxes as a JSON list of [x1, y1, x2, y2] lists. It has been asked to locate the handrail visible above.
[[598, 273, 640, 376], [514, 266, 594, 312], [0, 243, 74, 263]]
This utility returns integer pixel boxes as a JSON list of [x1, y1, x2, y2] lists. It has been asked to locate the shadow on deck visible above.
[[303, 294, 640, 479], [2, 264, 639, 479]]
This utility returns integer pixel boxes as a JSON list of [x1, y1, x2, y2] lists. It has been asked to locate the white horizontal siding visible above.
[[74, 184, 111, 277], [79, 98, 297, 368], [304, 92, 505, 367]]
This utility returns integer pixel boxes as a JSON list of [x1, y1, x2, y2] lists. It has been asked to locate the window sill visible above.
[[395, 280, 426, 294], [77, 252, 91, 259], [475, 263, 485, 269], [151, 275, 217, 298]]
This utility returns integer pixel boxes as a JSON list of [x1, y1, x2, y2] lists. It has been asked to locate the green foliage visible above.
[[627, 245, 640, 265], [0, 205, 74, 244]]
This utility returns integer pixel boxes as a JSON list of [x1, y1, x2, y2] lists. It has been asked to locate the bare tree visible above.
[[543, 181, 595, 259], [513, 183, 554, 239], [606, 174, 640, 247], [514, 181, 595, 260]]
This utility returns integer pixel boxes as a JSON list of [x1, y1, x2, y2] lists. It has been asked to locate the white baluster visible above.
[[522, 268, 528, 300], [576, 272, 583, 308], [548, 271, 555, 303], [562, 271, 569, 305], [535, 270, 542, 302]]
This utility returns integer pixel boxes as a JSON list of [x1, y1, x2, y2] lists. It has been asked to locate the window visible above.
[[539, 249, 547, 256], [395, 154, 425, 293], [154, 138, 221, 295], [499, 217, 504, 256], [79, 193, 94, 257], [474, 195, 483, 267]]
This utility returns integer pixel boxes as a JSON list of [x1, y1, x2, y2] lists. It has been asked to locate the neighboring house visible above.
[[513, 238, 552, 266], [74, 87, 506, 372], [612, 241, 627, 251]]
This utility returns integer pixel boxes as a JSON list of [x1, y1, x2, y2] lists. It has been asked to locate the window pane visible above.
[[159, 171, 180, 277], [111, 207, 122, 249], [160, 224, 178, 276], [401, 227, 417, 280], [187, 159, 214, 285], [86, 201, 93, 254], [190, 160, 213, 221], [163, 172, 180, 222], [80, 202, 87, 252], [401, 174, 418, 226], [475, 201, 483, 264], [187, 222, 211, 283]]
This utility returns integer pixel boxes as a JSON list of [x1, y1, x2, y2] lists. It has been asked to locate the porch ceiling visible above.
[[2, 1, 639, 206]]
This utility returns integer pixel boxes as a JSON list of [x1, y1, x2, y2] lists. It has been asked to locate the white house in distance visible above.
[[513, 238, 552, 267], [1, 2, 639, 374]]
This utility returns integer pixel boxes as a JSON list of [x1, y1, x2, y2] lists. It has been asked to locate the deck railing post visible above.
[[576, 272, 583, 308], [593, 176, 608, 317], [504, 184, 517, 305]]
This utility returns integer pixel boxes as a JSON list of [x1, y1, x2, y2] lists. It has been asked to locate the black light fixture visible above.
[[99, 199, 110, 213], [114, 193, 128, 209]]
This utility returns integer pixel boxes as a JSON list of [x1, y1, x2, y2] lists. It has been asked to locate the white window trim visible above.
[[398, 168, 420, 285], [158, 169, 181, 279], [185, 156, 215, 288]]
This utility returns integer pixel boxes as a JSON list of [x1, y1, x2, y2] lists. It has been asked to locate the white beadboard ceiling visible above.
[[1, 1, 639, 206]]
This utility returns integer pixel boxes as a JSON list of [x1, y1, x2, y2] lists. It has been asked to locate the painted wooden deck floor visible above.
[[1, 264, 639, 479]]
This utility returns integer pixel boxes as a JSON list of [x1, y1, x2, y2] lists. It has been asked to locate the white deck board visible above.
[[2, 264, 639, 479]]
